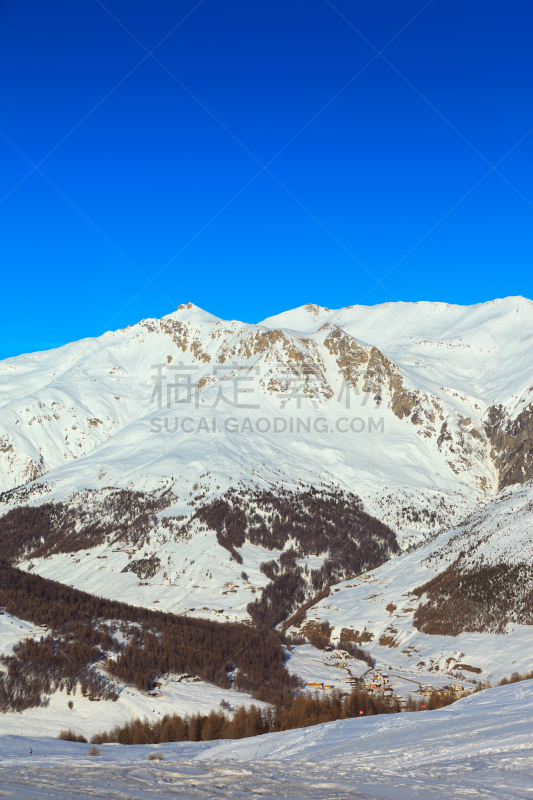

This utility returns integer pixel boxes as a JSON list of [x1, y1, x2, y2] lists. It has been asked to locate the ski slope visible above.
[[0, 680, 532, 798]]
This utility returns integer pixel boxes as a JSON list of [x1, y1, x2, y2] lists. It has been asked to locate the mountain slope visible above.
[[0, 297, 532, 675], [285, 477, 533, 681], [2, 297, 532, 521]]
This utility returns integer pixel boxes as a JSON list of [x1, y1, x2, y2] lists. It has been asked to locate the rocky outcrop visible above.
[[322, 328, 370, 388], [484, 402, 533, 490]]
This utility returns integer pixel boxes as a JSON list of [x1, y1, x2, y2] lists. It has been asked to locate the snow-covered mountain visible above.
[[2, 296, 532, 516], [1, 296, 532, 677]]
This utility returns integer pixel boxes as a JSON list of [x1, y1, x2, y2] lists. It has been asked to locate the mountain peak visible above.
[[163, 302, 221, 324]]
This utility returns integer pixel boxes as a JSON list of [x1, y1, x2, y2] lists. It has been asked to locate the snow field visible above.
[[5, 296, 533, 535], [18, 532, 293, 623], [0, 680, 532, 799]]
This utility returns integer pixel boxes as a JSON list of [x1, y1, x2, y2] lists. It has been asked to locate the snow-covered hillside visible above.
[[1, 680, 532, 799], [1, 297, 532, 676], [286, 478, 533, 681], [0, 614, 268, 741], [2, 296, 533, 522]]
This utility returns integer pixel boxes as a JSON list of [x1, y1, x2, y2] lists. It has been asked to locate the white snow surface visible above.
[[3, 296, 533, 519], [1, 680, 532, 798], [261, 296, 533, 410]]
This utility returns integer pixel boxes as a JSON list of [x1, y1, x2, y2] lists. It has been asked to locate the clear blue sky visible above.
[[1, 0, 532, 358]]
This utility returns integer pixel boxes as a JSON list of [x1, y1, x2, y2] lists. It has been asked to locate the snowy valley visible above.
[[0, 296, 532, 776]]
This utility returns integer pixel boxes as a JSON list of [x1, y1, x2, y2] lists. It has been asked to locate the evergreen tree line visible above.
[[414, 561, 533, 635], [194, 485, 398, 570], [0, 487, 175, 564], [87, 688, 460, 746], [0, 643, 117, 713], [0, 563, 300, 713], [192, 485, 399, 627], [0, 484, 399, 635]]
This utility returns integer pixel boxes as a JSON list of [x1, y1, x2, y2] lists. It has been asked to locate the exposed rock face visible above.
[[322, 328, 494, 488], [364, 347, 437, 434], [323, 328, 448, 441], [322, 327, 370, 385], [484, 402, 533, 490]]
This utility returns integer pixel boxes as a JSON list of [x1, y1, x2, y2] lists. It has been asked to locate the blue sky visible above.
[[1, 0, 532, 358]]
